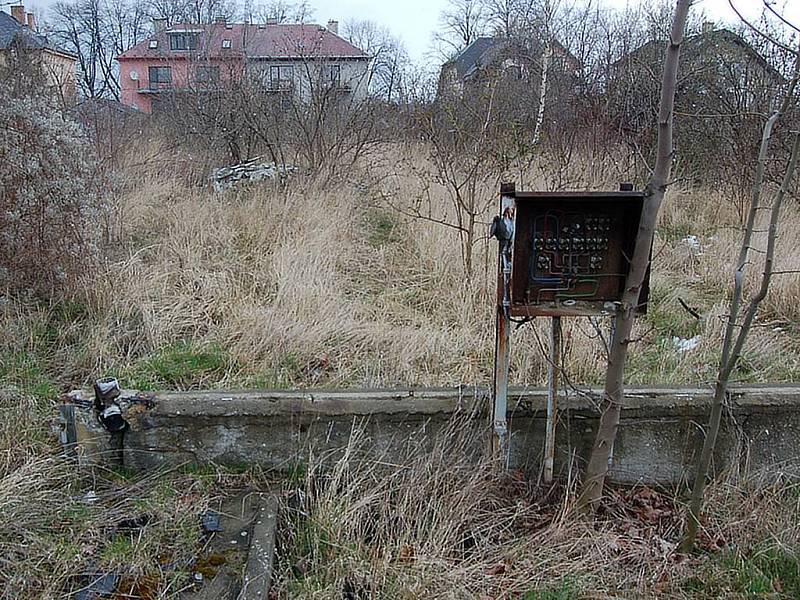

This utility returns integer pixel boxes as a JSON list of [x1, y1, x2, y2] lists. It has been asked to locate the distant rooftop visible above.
[[448, 37, 497, 78], [118, 21, 368, 60], [0, 9, 75, 57], [445, 35, 578, 79]]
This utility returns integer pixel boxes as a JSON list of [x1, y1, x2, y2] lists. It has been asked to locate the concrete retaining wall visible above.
[[64, 385, 800, 485]]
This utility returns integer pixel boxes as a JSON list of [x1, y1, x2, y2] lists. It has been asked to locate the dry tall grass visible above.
[[1, 139, 798, 393], [273, 421, 800, 598], [23, 140, 787, 392], [3, 139, 800, 598]]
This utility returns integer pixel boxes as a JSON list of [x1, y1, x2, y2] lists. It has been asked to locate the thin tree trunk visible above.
[[532, 42, 551, 148], [576, 0, 692, 513]]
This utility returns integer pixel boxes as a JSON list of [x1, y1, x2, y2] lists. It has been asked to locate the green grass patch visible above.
[[240, 352, 305, 389], [123, 341, 231, 389], [101, 536, 136, 563], [523, 579, 579, 600], [626, 336, 686, 384], [723, 546, 800, 598], [645, 298, 701, 339], [106, 465, 139, 483], [0, 351, 58, 400], [50, 298, 90, 324], [366, 210, 401, 247]]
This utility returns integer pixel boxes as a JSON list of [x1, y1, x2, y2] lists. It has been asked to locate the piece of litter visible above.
[[93, 572, 117, 595], [240, 531, 248, 537], [682, 235, 702, 255], [673, 335, 701, 353], [193, 572, 204, 583], [83, 490, 99, 504], [201, 511, 222, 532]]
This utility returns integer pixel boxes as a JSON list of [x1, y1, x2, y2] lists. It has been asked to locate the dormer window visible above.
[[222, 39, 231, 49], [148, 40, 158, 49], [169, 33, 197, 51]]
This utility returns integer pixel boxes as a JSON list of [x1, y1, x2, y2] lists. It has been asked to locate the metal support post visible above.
[[491, 182, 516, 467], [492, 304, 511, 463], [544, 316, 561, 483]]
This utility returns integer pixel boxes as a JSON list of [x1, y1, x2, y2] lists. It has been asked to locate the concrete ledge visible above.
[[142, 384, 800, 417], [65, 385, 800, 485]]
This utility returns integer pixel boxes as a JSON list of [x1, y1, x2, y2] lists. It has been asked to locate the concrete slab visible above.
[[182, 491, 257, 600], [238, 494, 279, 600]]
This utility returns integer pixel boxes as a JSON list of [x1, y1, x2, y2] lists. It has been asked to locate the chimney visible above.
[[26, 12, 35, 30], [153, 17, 167, 33], [326, 19, 338, 35], [214, 15, 226, 24], [10, 5, 25, 25], [265, 17, 277, 25]]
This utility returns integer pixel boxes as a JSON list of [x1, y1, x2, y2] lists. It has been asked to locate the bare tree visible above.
[[48, 0, 149, 100], [680, 29, 800, 552], [344, 20, 409, 102], [436, 0, 488, 57], [145, 0, 188, 26], [159, 44, 381, 179], [50, 0, 111, 98], [576, 0, 693, 513], [184, 0, 236, 24], [388, 60, 544, 280], [240, 0, 314, 24], [485, 0, 536, 37]]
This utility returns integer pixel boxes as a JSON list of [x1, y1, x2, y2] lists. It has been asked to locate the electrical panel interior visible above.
[[528, 212, 617, 304], [507, 192, 647, 317]]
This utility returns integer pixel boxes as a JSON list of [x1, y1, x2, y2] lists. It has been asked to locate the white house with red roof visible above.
[[117, 18, 369, 113]]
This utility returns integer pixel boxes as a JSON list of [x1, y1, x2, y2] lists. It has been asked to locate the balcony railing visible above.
[[267, 79, 293, 92], [145, 81, 172, 92]]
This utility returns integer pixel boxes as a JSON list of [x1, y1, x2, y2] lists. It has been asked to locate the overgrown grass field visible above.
[[2, 142, 800, 396], [2, 142, 800, 598]]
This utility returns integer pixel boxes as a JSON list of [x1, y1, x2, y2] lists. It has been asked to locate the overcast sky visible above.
[[11, 0, 800, 63]]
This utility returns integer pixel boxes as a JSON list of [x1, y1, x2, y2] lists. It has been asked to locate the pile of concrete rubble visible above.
[[211, 158, 297, 192]]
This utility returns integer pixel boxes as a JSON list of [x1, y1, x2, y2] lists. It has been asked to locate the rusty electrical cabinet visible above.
[[491, 183, 650, 471], [501, 188, 649, 318]]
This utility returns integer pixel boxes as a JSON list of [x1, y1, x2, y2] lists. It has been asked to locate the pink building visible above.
[[117, 18, 369, 114]]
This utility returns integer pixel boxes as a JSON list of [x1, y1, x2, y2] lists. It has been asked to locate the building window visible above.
[[148, 66, 172, 88], [169, 33, 197, 51], [328, 64, 341, 86], [221, 39, 231, 49], [269, 65, 294, 89], [148, 40, 158, 49], [195, 65, 220, 86]]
